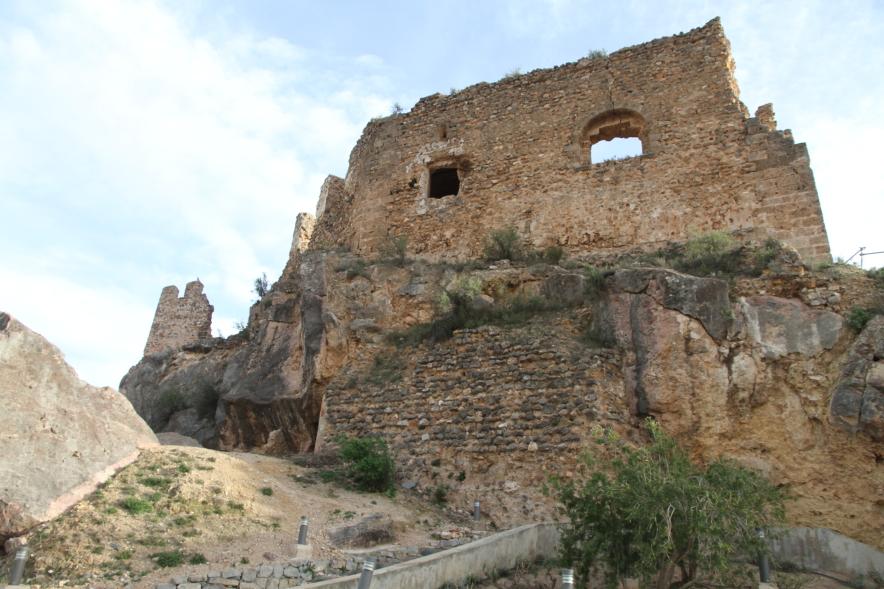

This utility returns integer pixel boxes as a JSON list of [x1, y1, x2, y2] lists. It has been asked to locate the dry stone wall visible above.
[[311, 18, 830, 264], [144, 281, 214, 356]]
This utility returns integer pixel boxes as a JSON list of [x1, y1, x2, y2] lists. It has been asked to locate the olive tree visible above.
[[551, 420, 785, 589]]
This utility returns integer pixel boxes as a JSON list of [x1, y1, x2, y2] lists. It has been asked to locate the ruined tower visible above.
[[143, 280, 214, 355]]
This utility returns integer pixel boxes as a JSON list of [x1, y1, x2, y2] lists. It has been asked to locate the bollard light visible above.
[[356, 557, 376, 589], [756, 528, 771, 583], [297, 516, 309, 545], [10, 546, 30, 585], [561, 568, 575, 589], [473, 500, 481, 522]]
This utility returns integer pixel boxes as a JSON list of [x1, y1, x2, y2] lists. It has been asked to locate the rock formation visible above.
[[0, 312, 158, 544]]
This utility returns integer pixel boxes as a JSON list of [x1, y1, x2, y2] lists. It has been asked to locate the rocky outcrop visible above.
[[327, 513, 397, 548], [0, 312, 157, 542], [828, 316, 884, 441], [120, 257, 884, 547], [120, 250, 340, 453]]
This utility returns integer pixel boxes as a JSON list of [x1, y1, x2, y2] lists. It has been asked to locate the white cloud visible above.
[[0, 0, 393, 386]]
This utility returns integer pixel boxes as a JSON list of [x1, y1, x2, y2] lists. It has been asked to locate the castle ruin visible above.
[[309, 18, 830, 264], [143, 280, 213, 355]]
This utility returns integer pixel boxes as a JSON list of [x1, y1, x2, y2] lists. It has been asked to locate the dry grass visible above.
[[13, 446, 455, 588]]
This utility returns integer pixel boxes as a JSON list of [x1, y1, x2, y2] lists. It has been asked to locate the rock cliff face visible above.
[[120, 250, 883, 547], [0, 313, 157, 544]]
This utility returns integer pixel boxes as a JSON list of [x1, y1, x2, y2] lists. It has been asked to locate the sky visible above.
[[1, 0, 882, 388]]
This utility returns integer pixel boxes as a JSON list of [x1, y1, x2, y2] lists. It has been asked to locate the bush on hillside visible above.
[[550, 420, 785, 589], [336, 435, 396, 494]]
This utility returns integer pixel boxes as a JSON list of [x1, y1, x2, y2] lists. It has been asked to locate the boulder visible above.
[[0, 312, 158, 542], [608, 268, 732, 341], [327, 513, 396, 548], [829, 316, 884, 440]]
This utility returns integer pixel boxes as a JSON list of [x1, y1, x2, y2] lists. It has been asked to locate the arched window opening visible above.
[[581, 109, 647, 164], [429, 167, 460, 198], [591, 136, 643, 163]]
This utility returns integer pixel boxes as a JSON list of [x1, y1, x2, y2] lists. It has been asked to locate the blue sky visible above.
[[1, 0, 882, 387]]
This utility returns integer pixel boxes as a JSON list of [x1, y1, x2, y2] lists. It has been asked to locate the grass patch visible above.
[[139, 476, 171, 488], [119, 497, 152, 514], [189, 553, 207, 565], [151, 550, 184, 568], [113, 549, 133, 561], [336, 258, 370, 279]]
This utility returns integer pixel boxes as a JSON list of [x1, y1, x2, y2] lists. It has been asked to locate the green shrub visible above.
[[587, 49, 608, 60], [113, 549, 133, 561], [336, 258, 370, 279], [152, 550, 184, 568], [867, 267, 884, 288], [550, 420, 785, 589], [260, 487, 273, 496], [484, 227, 523, 261], [753, 238, 784, 273], [501, 68, 522, 81], [547, 246, 566, 265], [253, 272, 269, 298], [189, 553, 207, 565], [675, 231, 741, 276], [846, 307, 875, 332], [119, 497, 152, 514], [433, 485, 449, 505], [582, 265, 606, 301], [336, 435, 396, 493]]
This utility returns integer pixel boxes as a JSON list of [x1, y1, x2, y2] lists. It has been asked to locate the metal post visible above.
[[561, 568, 575, 589], [356, 558, 375, 589], [297, 516, 309, 545], [9, 546, 29, 585], [756, 528, 771, 583], [473, 500, 481, 522]]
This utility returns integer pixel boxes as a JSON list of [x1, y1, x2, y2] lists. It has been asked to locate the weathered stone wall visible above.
[[144, 280, 214, 356], [311, 18, 830, 264], [323, 322, 624, 459]]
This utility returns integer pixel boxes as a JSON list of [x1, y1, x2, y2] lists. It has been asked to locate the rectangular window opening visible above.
[[429, 167, 460, 198]]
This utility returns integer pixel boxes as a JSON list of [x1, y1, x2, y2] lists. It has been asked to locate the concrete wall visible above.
[[770, 527, 884, 579], [301, 523, 560, 589]]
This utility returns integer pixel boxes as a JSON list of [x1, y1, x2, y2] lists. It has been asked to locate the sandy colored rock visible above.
[[0, 312, 157, 542], [156, 432, 203, 447]]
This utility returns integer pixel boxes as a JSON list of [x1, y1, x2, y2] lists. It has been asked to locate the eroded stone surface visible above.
[[0, 312, 157, 541], [740, 295, 843, 358], [829, 316, 884, 440]]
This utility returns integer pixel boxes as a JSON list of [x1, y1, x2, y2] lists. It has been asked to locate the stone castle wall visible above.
[[319, 322, 628, 521], [310, 18, 830, 264], [143, 280, 214, 356]]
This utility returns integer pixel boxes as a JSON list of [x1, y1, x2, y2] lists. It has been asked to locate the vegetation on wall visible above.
[[335, 435, 396, 494]]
